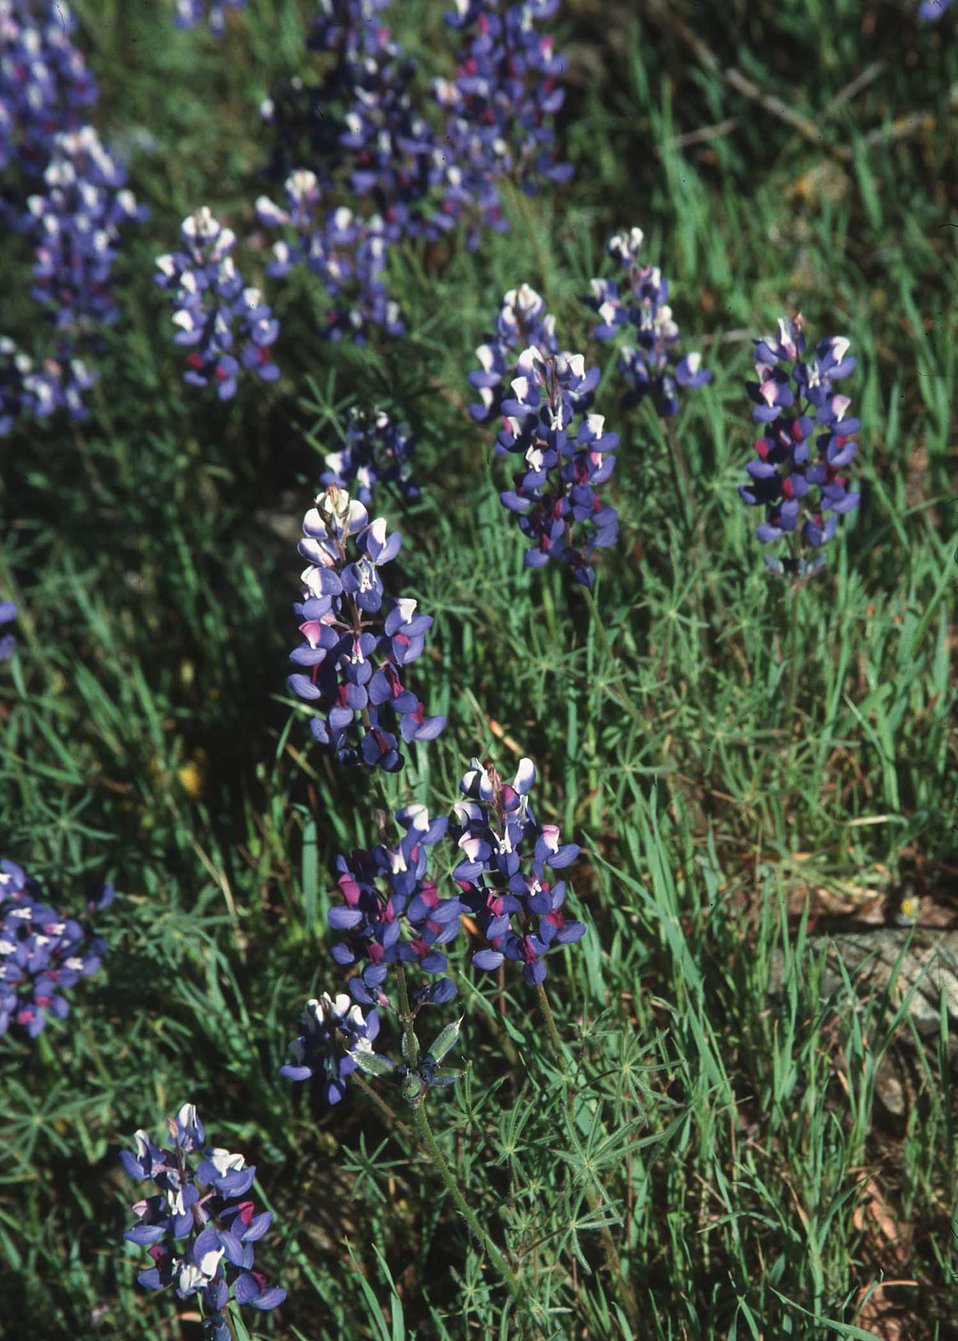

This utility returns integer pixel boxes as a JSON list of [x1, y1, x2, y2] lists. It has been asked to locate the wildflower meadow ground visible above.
[[1, 1, 957, 1339]]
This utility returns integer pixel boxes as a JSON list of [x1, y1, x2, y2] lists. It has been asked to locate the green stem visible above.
[[412, 1097, 526, 1315], [395, 968, 529, 1319], [535, 978, 566, 1063], [534, 982, 641, 1338], [395, 963, 420, 1070], [785, 576, 802, 739]]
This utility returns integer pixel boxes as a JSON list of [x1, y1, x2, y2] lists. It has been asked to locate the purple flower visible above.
[[0, 14, 141, 431], [313, 4, 439, 238], [280, 991, 379, 1103], [918, 0, 952, 18], [320, 406, 419, 506], [330, 804, 462, 1008], [588, 228, 711, 418], [287, 485, 445, 770], [173, 0, 246, 35], [740, 315, 860, 578], [0, 335, 94, 434], [0, 600, 16, 661], [0, 858, 112, 1038], [26, 126, 145, 335], [263, 1, 434, 221], [450, 757, 585, 985], [434, 0, 571, 242], [155, 208, 280, 400], [260, 0, 569, 282], [122, 1103, 285, 1323], [256, 1, 442, 337], [0, 1, 98, 219], [495, 345, 619, 588], [257, 173, 403, 343], [467, 283, 558, 422]]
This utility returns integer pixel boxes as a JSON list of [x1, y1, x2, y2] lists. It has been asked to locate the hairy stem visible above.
[[413, 1098, 528, 1317], [785, 576, 802, 739], [395, 965, 531, 1320]]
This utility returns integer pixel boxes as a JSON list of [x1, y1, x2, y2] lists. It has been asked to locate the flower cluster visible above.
[[278, 753, 585, 1105], [122, 1103, 285, 1334], [264, 0, 434, 229], [287, 486, 445, 770], [330, 804, 463, 1008], [0, 0, 98, 212], [739, 315, 860, 578], [257, 173, 402, 343], [496, 345, 619, 587], [155, 208, 280, 400], [26, 126, 145, 334], [280, 992, 380, 1103], [467, 283, 557, 423], [435, 0, 571, 241], [0, 858, 112, 1038], [1, 335, 94, 434], [258, 1, 570, 330], [320, 406, 419, 506], [257, 1, 438, 338], [308, 0, 439, 238], [588, 227, 711, 418], [0, 602, 15, 660], [173, 0, 246, 36], [0, 3, 143, 432], [451, 758, 584, 985]]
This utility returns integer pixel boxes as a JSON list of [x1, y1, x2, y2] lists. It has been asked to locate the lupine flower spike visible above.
[[256, 0, 440, 337], [122, 1103, 285, 1339], [739, 315, 860, 578], [262, 0, 436, 238], [0, 337, 94, 433], [496, 345, 619, 587], [0, 1, 98, 221], [436, 0, 571, 244], [0, 5, 143, 433], [256, 172, 402, 343], [588, 228, 711, 417], [27, 126, 146, 335], [155, 208, 280, 400], [287, 485, 445, 770], [0, 858, 112, 1037], [451, 757, 585, 985]]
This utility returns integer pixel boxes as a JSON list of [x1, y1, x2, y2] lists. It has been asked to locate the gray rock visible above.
[[770, 926, 958, 1042]]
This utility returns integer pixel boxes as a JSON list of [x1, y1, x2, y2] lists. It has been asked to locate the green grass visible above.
[[1, 0, 957, 1338]]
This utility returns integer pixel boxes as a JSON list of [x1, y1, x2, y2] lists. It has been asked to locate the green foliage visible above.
[[1, 1, 956, 1339]]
